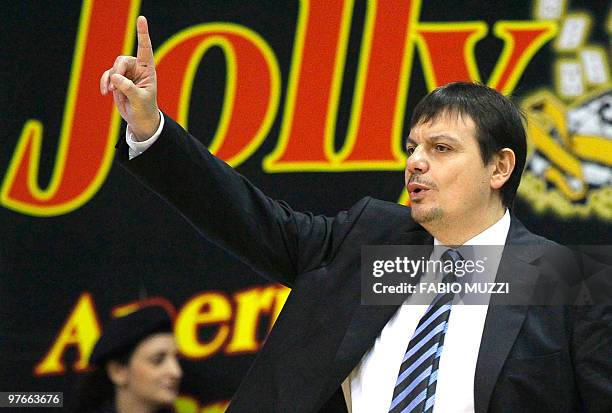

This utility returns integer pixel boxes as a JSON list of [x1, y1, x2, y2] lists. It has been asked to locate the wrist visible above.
[[130, 110, 161, 142]]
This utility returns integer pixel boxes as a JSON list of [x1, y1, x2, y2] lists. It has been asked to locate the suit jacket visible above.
[[118, 114, 612, 413]]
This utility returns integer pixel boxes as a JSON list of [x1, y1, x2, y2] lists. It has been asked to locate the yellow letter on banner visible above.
[[34, 293, 101, 375]]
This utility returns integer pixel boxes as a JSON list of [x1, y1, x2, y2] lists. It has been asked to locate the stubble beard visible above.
[[411, 205, 444, 225]]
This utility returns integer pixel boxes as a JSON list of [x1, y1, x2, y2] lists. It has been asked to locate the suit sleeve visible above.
[[116, 113, 368, 287], [572, 252, 612, 412]]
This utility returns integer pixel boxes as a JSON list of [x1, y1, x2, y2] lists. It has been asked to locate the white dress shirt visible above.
[[125, 110, 165, 159], [126, 119, 511, 413], [342, 211, 510, 413]]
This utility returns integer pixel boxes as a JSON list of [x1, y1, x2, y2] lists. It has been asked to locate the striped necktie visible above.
[[388, 249, 463, 413]]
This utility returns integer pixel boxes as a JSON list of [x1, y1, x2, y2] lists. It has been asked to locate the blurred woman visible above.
[[73, 305, 182, 413]]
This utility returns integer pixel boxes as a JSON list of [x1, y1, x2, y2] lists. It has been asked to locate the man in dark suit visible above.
[[100, 16, 612, 412]]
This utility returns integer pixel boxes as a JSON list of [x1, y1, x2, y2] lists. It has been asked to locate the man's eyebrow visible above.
[[406, 134, 462, 146]]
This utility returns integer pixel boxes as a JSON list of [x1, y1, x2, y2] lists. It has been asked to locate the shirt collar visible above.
[[433, 209, 511, 247]]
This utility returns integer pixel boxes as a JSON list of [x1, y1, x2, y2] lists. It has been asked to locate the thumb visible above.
[[110, 73, 139, 100]]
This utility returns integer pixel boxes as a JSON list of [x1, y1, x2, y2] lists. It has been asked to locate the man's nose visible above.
[[406, 146, 428, 174]]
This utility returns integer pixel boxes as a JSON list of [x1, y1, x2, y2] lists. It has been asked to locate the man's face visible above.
[[405, 112, 496, 228]]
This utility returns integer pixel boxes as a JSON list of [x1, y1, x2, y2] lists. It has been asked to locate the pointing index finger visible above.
[[136, 15, 154, 66]]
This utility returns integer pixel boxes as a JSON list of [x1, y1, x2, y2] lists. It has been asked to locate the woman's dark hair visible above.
[[70, 348, 133, 413], [71, 305, 175, 413], [410, 82, 527, 208]]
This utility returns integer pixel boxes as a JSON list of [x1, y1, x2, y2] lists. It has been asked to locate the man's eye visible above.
[[406, 147, 416, 155], [435, 144, 449, 152]]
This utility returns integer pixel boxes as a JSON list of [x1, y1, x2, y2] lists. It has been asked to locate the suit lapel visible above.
[[326, 229, 433, 392], [473, 217, 547, 413], [320, 212, 548, 412]]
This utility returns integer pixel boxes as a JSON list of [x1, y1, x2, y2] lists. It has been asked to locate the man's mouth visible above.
[[407, 182, 431, 200]]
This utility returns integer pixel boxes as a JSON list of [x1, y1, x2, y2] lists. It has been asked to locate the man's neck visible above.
[[425, 205, 507, 246]]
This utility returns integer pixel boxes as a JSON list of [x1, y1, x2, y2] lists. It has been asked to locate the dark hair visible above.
[[410, 82, 527, 208], [72, 344, 175, 413], [71, 350, 132, 413], [72, 314, 175, 413]]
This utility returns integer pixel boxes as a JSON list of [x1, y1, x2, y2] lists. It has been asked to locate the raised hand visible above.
[[100, 16, 160, 141]]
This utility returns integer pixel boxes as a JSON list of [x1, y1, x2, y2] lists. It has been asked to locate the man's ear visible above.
[[490, 148, 515, 190], [106, 361, 128, 387]]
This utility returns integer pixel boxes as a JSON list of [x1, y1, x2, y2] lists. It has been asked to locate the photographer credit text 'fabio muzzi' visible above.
[[361, 245, 612, 305]]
